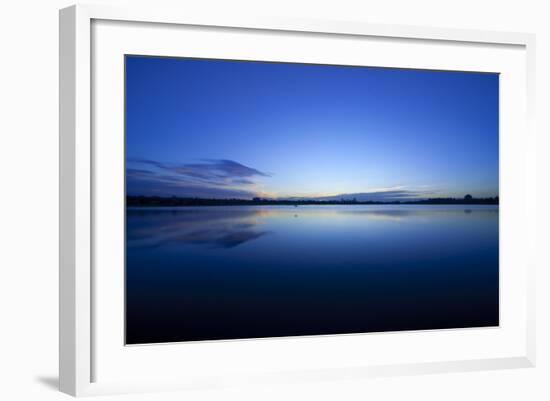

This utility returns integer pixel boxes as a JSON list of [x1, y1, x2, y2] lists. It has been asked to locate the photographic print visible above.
[[125, 56, 499, 345]]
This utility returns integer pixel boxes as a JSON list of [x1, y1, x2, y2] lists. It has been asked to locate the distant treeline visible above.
[[127, 195, 499, 207]]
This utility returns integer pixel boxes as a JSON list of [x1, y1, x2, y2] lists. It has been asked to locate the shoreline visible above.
[[126, 200, 499, 207]]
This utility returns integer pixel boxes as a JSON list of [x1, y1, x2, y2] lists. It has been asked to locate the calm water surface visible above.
[[126, 205, 499, 344]]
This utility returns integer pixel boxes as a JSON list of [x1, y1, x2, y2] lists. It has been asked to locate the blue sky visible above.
[[126, 56, 499, 201]]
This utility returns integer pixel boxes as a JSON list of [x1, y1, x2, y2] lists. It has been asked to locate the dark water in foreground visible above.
[[126, 205, 499, 344]]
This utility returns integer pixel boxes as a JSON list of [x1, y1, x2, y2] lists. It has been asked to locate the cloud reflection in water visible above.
[[127, 206, 497, 249], [127, 207, 271, 249]]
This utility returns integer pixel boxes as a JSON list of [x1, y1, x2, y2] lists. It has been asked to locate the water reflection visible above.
[[127, 205, 497, 248], [127, 208, 270, 249], [126, 205, 499, 344]]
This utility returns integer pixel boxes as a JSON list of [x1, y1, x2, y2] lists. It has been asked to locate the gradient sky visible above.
[[126, 56, 499, 201]]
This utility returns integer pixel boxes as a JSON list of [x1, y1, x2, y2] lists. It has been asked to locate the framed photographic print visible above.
[[125, 55, 501, 344], [60, 4, 536, 396]]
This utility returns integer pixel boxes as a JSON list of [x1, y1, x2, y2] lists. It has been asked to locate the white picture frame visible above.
[[59, 4, 536, 397]]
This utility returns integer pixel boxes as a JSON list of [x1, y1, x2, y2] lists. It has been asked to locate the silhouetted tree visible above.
[[126, 194, 499, 207]]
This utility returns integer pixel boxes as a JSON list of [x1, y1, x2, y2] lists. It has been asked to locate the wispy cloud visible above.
[[127, 158, 439, 201], [126, 158, 269, 198], [287, 189, 436, 202]]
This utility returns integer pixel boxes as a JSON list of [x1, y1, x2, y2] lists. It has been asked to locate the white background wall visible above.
[[0, 0, 548, 399]]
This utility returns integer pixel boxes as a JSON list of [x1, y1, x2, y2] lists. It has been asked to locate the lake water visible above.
[[126, 205, 499, 344]]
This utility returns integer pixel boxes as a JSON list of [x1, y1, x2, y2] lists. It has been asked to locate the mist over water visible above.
[[126, 204, 499, 344]]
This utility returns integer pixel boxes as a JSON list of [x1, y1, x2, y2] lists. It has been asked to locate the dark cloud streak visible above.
[[291, 190, 435, 203], [126, 158, 267, 198]]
